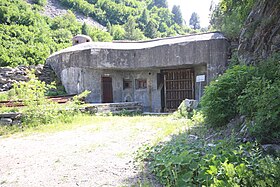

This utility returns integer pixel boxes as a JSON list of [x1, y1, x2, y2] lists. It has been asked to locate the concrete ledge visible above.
[[84, 102, 143, 114]]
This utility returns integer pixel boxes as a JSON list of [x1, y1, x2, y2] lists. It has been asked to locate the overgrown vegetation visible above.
[[210, 0, 255, 39], [137, 106, 280, 186], [59, 0, 189, 39], [238, 56, 280, 143], [0, 0, 201, 67], [0, 72, 90, 135], [201, 55, 280, 144], [201, 65, 255, 127], [137, 130, 280, 186], [0, 0, 111, 67]]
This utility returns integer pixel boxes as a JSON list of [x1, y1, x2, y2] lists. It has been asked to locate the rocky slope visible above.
[[238, 0, 280, 64], [0, 66, 39, 92], [26, 0, 105, 29], [0, 65, 58, 92]]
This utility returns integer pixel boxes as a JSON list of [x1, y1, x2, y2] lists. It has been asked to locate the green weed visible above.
[[137, 131, 280, 187]]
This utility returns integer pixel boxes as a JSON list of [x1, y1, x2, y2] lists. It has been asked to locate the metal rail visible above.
[[0, 94, 76, 108]]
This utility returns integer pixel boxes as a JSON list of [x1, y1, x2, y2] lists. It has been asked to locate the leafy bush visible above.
[[201, 65, 254, 127], [72, 90, 91, 105], [7, 72, 60, 126], [238, 56, 280, 143], [137, 132, 280, 187], [1, 72, 89, 127]]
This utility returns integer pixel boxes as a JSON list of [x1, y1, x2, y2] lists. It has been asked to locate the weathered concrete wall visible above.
[[46, 32, 229, 112], [60, 67, 161, 112], [47, 33, 229, 84]]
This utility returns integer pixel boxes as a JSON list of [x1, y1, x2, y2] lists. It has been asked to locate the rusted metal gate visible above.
[[102, 77, 113, 103], [163, 69, 194, 111]]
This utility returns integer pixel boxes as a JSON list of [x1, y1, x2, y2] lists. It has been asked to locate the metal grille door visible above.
[[163, 69, 194, 111]]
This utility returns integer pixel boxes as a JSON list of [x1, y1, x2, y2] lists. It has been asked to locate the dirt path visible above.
[[0, 117, 162, 187]]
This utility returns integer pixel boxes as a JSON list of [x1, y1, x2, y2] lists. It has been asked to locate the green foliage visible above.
[[10, 72, 53, 105], [51, 11, 82, 35], [148, 0, 168, 9], [144, 19, 159, 39], [124, 16, 145, 40], [0, 0, 112, 67], [58, 0, 185, 39], [172, 102, 199, 120], [201, 65, 255, 127], [210, 0, 255, 39], [138, 9, 149, 30], [0, 0, 188, 67], [0, 72, 85, 127], [7, 72, 61, 126], [137, 132, 280, 187], [85, 25, 112, 42], [189, 12, 200, 30], [72, 90, 91, 105], [172, 5, 183, 26], [59, 0, 96, 17], [110, 25, 125, 40], [238, 56, 280, 143], [201, 55, 280, 143]]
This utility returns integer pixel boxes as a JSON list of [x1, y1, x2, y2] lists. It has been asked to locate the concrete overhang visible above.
[[49, 32, 227, 57]]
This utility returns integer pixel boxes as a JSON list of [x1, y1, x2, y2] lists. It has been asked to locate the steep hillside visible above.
[[0, 0, 187, 67], [40, 0, 105, 29], [210, 0, 280, 65], [238, 0, 280, 64]]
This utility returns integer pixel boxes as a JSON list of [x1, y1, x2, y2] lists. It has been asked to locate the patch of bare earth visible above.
[[0, 119, 162, 187]]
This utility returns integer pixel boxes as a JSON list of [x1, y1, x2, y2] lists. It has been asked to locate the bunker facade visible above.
[[46, 32, 229, 112]]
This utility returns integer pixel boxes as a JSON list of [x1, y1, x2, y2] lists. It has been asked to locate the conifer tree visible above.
[[172, 5, 183, 26], [81, 22, 89, 35], [144, 19, 158, 39], [138, 9, 149, 30], [150, 0, 168, 8], [106, 21, 112, 34], [124, 16, 145, 40], [189, 12, 201, 29]]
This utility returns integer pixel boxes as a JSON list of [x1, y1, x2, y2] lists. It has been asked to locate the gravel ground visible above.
[[0, 120, 162, 187]]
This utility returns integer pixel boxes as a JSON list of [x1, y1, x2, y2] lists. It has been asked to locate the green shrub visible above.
[[137, 133, 280, 187], [238, 56, 280, 143], [201, 65, 254, 127], [0, 92, 9, 101], [2, 72, 86, 127]]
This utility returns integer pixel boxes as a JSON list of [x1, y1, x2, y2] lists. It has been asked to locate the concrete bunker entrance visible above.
[[162, 68, 195, 111]]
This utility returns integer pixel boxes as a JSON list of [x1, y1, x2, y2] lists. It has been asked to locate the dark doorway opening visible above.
[[162, 68, 194, 111], [102, 76, 113, 103]]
